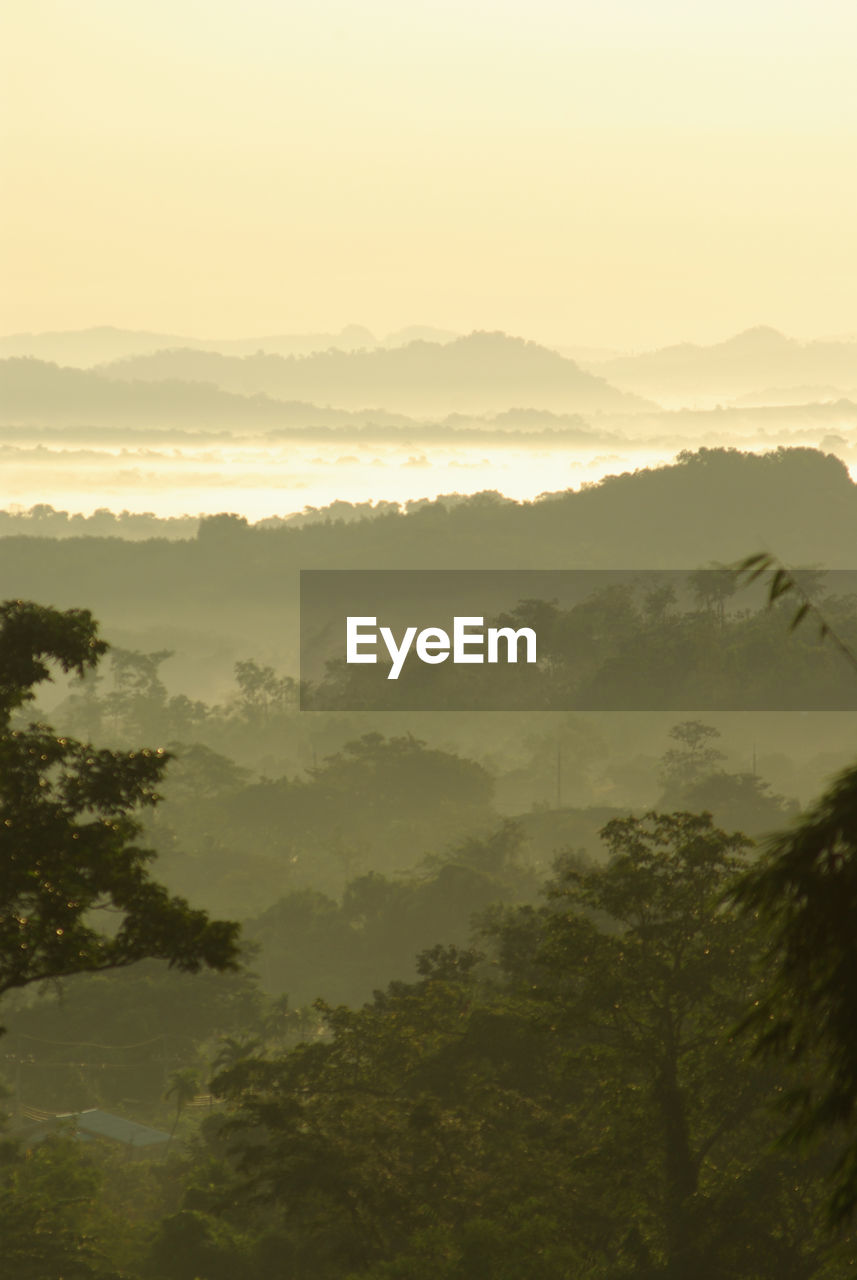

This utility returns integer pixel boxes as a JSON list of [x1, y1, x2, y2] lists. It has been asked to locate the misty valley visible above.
[[3, 325, 857, 1279], [1, 328, 856, 523]]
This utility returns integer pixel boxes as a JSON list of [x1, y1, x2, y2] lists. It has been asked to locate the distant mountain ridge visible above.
[[0, 450, 854, 663], [0, 356, 638, 434], [0, 358, 414, 428], [586, 326, 857, 400], [6, 322, 856, 411], [0, 324, 457, 368], [99, 332, 654, 416], [3, 357, 856, 447]]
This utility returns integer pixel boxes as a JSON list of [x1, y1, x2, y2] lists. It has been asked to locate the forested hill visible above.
[[0, 450, 852, 676], [101, 331, 653, 416], [0, 357, 406, 428], [588, 326, 857, 401]]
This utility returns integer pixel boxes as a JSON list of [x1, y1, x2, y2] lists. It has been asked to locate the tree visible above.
[[659, 720, 726, 793], [491, 812, 835, 1278], [165, 1067, 200, 1140], [530, 814, 759, 1274], [0, 601, 240, 1018], [677, 769, 797, 837], [188, 813, 838, 1279], [728, 553, 857, 1224], [689, 564, 738, 625], [0, 1135, 105, 1279], [104, 645, 173, 738], [200, 945, 591, 1280], [732, 762, 857, 1223], [233, 659, 296, 723]]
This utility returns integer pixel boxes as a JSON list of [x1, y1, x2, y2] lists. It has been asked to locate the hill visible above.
[[588, 327, 857, 402], [0, 448, 852, 692], [0, 324, 381, 367], [0, 324, 459, 368], [0, 358, 411, 429], [101, 332, 655, 416]]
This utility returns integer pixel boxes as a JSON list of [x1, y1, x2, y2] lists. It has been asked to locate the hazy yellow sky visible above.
[[3, 0, 856, 349]]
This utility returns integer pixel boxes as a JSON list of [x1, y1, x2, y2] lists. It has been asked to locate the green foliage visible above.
[[154, 732, 498, 915], [659, 720, 726, 791], [2, 960, 263, 1114], [733, 763, 857, 1223], [4, 579, 857, 1271], [0, 599, 108, 717], [200, 944, 590, 1280], [0, 1136, 108, 1279], [244, 822, 535, 1006], [306, 577, 857, 711], [658, 721, 797, 835], [676, 770, 797, 836], [145, 1208, 252, 1280], [520, 813, 776, 1273], [165, 1068, 201, 1139], [181, 811, 841, 1279], [0, 601, 240, 1012], [734, 553, 857, 678], [233, 659, 297, 723]]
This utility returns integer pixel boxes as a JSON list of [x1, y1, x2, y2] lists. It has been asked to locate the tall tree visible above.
[[0, 601, 240, 1017], [181, 812, 837, 1279], [733, 762, 857, 1223]]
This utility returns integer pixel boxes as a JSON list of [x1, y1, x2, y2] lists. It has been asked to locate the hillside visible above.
[[0, 358, 410, 429], [0, 448, 852, 693], [0, 323, 384, 367], [0, 324, 464, 367], [588, 327, 857, 402], [101, 332, 655, 416]]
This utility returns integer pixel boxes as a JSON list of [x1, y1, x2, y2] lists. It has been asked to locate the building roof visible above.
[[55, 1108, 171, 1147]]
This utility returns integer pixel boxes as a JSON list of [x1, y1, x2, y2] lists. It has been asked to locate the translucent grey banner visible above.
[[299, 568, 857, 711]]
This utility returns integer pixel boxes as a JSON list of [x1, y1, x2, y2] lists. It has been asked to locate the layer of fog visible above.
[[0, 424, 853, 524]]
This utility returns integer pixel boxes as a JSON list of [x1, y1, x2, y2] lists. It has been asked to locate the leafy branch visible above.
[[732, 552, 857, 677]]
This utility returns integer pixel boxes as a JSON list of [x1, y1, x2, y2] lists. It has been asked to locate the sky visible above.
[[3, 0, 856, 350]]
